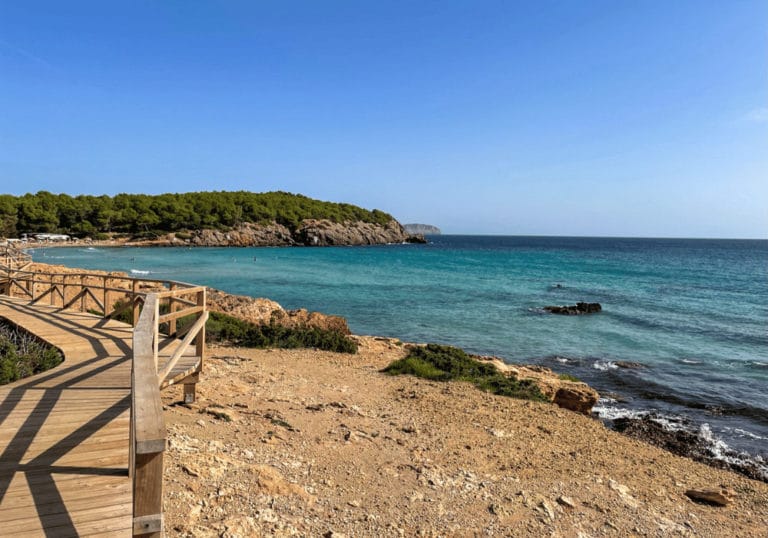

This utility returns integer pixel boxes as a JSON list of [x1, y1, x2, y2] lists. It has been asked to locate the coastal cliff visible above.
[[124, 219, 425, 247]]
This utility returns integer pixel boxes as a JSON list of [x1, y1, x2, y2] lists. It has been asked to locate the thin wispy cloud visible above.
[[0, 38, 54, 69]]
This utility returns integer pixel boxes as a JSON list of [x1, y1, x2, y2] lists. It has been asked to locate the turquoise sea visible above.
[[33, 236, 768, 477]]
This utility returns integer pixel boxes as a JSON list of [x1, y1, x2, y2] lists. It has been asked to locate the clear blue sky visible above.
[[1, 1, 766, 238]]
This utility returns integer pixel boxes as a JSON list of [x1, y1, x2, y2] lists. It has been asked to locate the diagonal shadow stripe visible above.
[[27, 472, 77, 538], [27, 395, 130, 466], [0, 394, 130, 535], [0, 390, 61, 503], [0, 300, 134, 357]]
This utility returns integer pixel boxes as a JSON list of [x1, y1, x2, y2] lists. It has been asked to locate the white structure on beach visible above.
[[32, 233, 71, 242]]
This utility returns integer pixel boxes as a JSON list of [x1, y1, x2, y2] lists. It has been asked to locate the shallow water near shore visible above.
[[33, 235, 768, 477]]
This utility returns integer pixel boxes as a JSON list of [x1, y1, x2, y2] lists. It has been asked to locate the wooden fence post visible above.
[[132, 294, 166, 537]]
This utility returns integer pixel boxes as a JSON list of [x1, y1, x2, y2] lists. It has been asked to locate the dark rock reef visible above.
[[612, 414, 767, 483], [544, 302, 602, 315]]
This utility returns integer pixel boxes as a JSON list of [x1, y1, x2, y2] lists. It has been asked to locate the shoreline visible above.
[[18, 256, 768, 485]]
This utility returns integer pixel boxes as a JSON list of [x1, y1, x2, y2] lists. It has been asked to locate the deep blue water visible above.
[[32, 236, 768, 475]]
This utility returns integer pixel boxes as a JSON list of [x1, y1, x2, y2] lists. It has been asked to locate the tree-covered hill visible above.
[[0, 191, 394, 238]]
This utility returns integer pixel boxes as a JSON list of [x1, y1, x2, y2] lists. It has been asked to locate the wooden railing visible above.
[[0, 243, 32, 271], [0, 247, 207, 537]]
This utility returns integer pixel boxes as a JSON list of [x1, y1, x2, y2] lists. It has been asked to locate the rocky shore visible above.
[[32, 218, 426, 248]]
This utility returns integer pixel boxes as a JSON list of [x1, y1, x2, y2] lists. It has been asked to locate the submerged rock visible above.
[[613, 361, 645, 369], [544, 302, 602, 315]]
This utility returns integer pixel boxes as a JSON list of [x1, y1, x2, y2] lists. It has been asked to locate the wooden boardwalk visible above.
[[0, 295, 202, 536]]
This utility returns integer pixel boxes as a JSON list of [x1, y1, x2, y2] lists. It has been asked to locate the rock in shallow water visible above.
[[543, 302, 602, 315]]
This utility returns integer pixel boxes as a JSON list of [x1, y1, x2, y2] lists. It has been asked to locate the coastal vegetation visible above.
[[185, 311, 358, 354], [0, 319, 63, 384], [383, 343, 548, 402], [0, 190, 393, 238]]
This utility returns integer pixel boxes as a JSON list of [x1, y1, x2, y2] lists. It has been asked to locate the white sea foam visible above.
[[130, 269, 151, 275], [728, 428, 768, 441], [593, 407, 768, 479], [591, 403, 645, 422], [680, 358, 702, 365], [592, 360, 618, 371]]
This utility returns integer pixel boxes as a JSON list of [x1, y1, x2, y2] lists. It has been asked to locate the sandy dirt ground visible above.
[[161, 337, 768, 537]]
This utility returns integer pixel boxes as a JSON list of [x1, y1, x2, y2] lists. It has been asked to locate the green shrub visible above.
[[558, 373, 581, 382], [383, 344, 548, 402], [184, 311, 357, 354], [91, 232, 110, 241], [0, 320, 64, 385]]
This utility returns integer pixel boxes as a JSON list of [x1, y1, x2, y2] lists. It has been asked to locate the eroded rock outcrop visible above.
[[294, 219, 417, 246], [206, 288, 351, 334], [189, 222, 296, 247], [138, 219, 426, 247], [476, 357, 599, 414]]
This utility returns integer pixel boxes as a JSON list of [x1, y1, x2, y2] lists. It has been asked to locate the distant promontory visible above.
[[0, 190, 426, 247], [403, 223, 441, 235]]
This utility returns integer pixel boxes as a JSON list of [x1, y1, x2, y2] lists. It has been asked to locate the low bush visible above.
[[558, 373, 581, 382], [382, 343, 547, 402], [187, 311, 357, 354], [0, 320, 64, 385]]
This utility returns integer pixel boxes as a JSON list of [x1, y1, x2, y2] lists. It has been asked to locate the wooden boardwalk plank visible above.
[[0, 297, 135, 536]]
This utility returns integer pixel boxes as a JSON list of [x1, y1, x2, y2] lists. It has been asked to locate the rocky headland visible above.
[[90, 219, 426, 248], [403, 223, 442, 235], [182, 219, 422, 247]]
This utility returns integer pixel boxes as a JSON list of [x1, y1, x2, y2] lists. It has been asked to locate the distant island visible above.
[[0, 190, 426, 247], [403, 223, 441, 235]]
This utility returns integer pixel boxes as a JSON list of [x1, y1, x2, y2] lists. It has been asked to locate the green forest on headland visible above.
[[0, 191, 393, 238]]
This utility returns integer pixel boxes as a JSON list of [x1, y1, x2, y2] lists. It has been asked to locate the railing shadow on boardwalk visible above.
[[0, 245, 208, 537]]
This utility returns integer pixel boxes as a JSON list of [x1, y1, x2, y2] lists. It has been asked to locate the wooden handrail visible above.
[[131, 294, 165, 537], [0, 246, 207, 538], [157, 309, 208, 383]]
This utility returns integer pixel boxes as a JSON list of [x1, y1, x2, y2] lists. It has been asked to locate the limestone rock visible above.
[[476, 357, 599, 414], [207, 288, 283, 325], [294, 218, 413, 246], [207, 288, 351, 334], [189, 222, 295, 247], [685, 488, 736, 506]]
